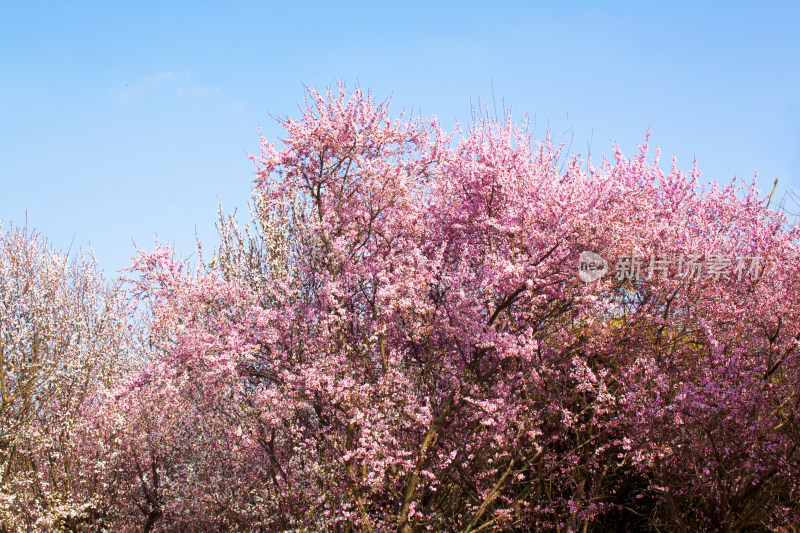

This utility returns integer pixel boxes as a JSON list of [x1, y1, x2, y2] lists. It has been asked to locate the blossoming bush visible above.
[[0, 223, 138, 532], [4, 83, 800, 532]]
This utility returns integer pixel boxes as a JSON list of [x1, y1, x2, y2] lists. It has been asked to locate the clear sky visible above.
[[2, 1, 798, 277]]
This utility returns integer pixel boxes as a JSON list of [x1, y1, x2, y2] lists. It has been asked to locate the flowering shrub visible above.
[[0, 223, 137, 532], [3, 84, 800, 532]]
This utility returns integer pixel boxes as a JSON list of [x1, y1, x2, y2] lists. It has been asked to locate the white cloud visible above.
[[177, 85, 220, 97], [115, 71, 175, 102], [114, 70, 221, 103]]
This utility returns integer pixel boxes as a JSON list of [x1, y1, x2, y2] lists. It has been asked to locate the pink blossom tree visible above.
[[115, 83, 800, 532]]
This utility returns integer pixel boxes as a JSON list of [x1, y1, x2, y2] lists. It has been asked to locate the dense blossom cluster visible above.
[[2, 84, 800, 532]]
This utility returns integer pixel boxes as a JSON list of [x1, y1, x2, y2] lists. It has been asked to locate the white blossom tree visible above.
[[0, 222, 139, 532]]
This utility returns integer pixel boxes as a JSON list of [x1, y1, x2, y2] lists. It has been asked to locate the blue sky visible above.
[[2, 1, 798, 276]]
